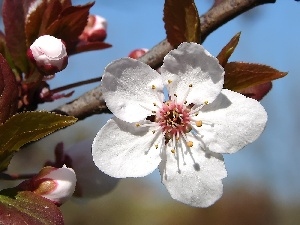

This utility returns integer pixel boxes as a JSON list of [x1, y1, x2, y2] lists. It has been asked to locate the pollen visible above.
[[195, 120, 202, 127], [187, 141, 193, 147]]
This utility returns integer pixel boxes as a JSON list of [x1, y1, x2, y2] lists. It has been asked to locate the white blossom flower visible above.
[[92, 42, 267, 207], [27, 35, 68, 75]]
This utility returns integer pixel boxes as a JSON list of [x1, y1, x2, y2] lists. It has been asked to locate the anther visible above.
[[174, 93, 178, 97], [135, 123, 140, 127], [171, 149, 175, 153], [152, 130, 156, 134], [187, 141, 193, 147], [152, 111, 156, 113], [189, 84, 193, 87], [151, 85, 156, 89], [155, 144, 158, 149], [196, 120, 202, 127], [204, 100, 209, 105], [168, 80, 172, 84]]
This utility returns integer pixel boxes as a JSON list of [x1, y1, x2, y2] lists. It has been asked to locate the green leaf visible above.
[[0, 54, 18, 124], [217, 32, 241, 67], [0, 111, 77, 171], [224, 62, 288, 91], [163, 0, 201, 47], [0, 189, 63, 225]]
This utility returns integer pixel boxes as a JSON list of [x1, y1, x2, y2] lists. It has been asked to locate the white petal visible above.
[[197, 89, 268, 154], [92, 117, 162, 178], [161, 42, 224, 105], [159, 136, 227, 207], [102, 58, 164, 122]]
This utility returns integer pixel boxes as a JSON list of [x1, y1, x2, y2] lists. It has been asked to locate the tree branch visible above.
[[53, 0, 276, 120]]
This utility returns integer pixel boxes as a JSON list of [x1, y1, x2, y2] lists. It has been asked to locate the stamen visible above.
[[187, 141, 193, 147], [189, 84, 193, 87], [135, 123, 140, 127], [155, 144, 158, 149], [195, 120, 202, 127], [168, 79, 172, 84], [151, 84, 156, 89]]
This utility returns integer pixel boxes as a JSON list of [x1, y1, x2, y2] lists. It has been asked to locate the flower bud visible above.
[[128, 48, 148, 59], [27, 35, 68, 75], [18, 166, 76, 206], [79, 15, 107, 42]]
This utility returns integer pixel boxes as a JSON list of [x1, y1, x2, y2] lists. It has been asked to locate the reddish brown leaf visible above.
[[72, 41, 112, 55], [217, 32, 241, 67], [0, 54, 18, 124], [0, 190, 63, 225], [238, 82, 272, 101], [60, 0, 72, 9], [163, 0, 200, 47], [25, 0, 63, 47], [45, 3, 94, 52], [224, 62, 287, 91], [2, 0, 29, 73]]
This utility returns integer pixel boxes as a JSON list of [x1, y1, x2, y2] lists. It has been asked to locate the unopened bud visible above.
[[128, 48, 148, 59], [18, 166, 76, 205], [79, 15, 107, 42], [27, 35, 68, 75]]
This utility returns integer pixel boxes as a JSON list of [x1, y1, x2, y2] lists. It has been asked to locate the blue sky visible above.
[[42, 0, 300, 203]]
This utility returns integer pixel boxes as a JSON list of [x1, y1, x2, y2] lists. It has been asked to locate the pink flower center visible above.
[[157, 101, 191, 140]]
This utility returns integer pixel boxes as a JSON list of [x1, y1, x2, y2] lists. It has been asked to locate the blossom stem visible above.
[[51, 77, 102, 94]]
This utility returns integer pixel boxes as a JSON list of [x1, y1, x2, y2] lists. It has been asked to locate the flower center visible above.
[[157, 101, 191, 142]]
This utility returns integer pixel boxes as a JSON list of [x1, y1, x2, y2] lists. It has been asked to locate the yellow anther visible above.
[[196, 120, 202, 127], [204, 100, 209, 105], [171, 149, 175, 153], [189, 84, 193, 87], [155, 144, 158, 149], [168, 80, 172, 84], [151, 85, 156, 89], [152, 130, 156, 134], [187, 141, 193, 147], [135, 123, 140, 127]]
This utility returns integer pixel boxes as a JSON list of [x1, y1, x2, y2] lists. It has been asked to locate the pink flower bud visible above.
[[79, 15, 107, 42], [18, 166, 76, 206], [128, 48, 148, 59], [27, 35, 68, 75]]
